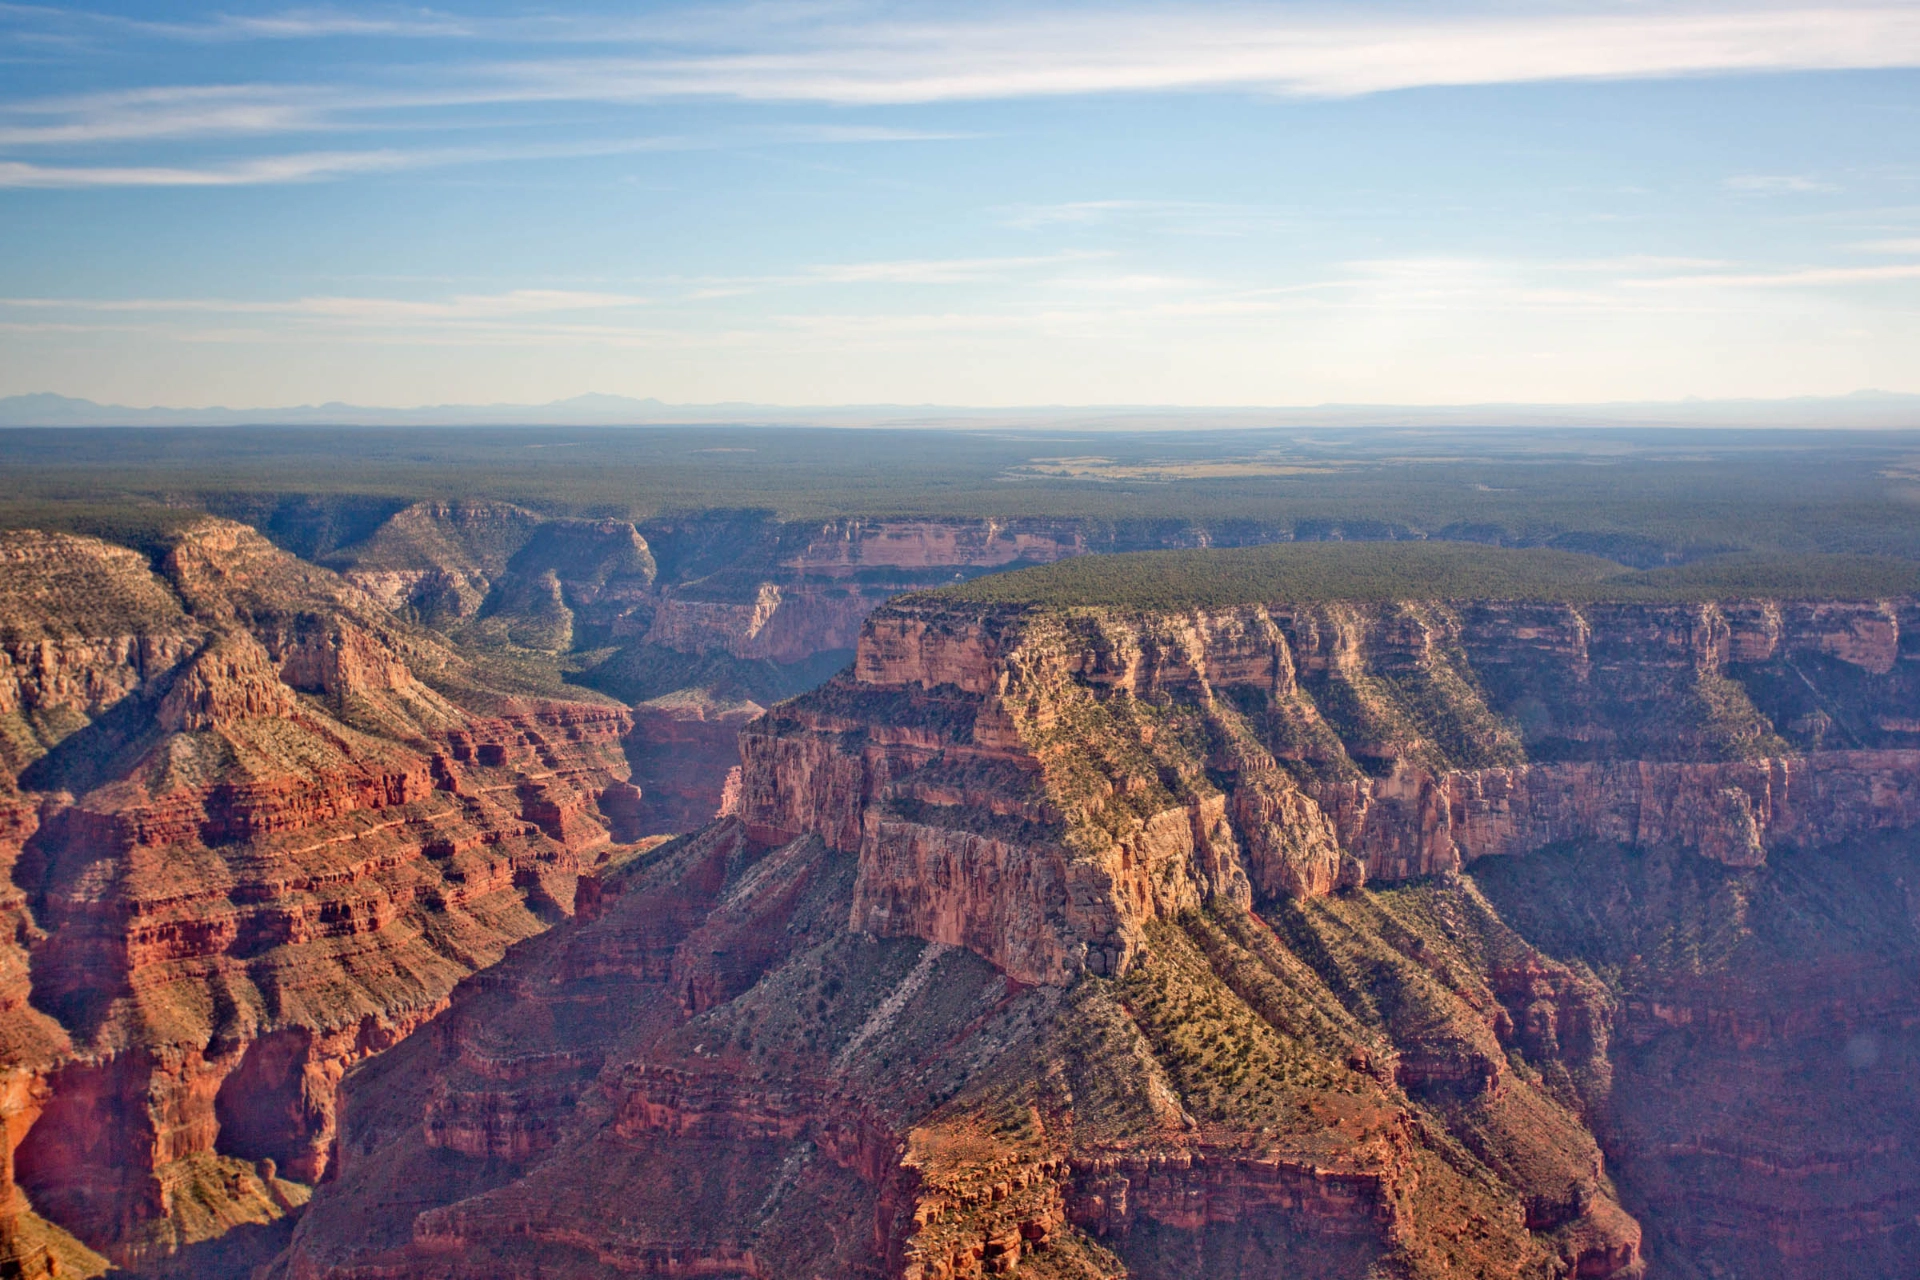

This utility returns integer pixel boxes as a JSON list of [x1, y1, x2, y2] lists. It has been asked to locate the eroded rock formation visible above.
[[0, 522, 642, 1272], [281, 816, 1642, 1280], [276, 584, 1920, 1279], [744, 596, 1920, 983]]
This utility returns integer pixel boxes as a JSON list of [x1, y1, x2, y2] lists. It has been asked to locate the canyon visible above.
[[319, 503, 1282, 829], [7, 498, 1920, 1278], [273, 554, 1920, 1279], [0, 521, 640, 1277], [0, 503, 1305, 1276]]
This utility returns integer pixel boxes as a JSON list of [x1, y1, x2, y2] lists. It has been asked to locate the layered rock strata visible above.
[[295, 588, 1920, 1277], [743, 596, 1920, 983], [276, 582, 1920, 1279], [282, 819, 1641, 1280], [328, 506, 1098, 668], [324, 507, 1129, 836], [0, 522, 641, 1271]]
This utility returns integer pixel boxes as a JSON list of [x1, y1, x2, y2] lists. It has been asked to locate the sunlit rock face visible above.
[[0, 522, 641, 1270], [744, 595, 1920, 984], [277, 586, 1920, 1280]]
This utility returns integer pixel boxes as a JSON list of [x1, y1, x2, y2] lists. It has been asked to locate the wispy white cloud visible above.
[[203, 8, 476, 40], [35, 3, 1920, 99], [0, 289, 651, 318], [1726, 173, 1840, 193], [0, 134, 706, 186], [0, 149, 415, 186], [462, 5, 1920, 105], [0, 3, 476, 42], [0, 80, 976, 155], [8, 4, 1920, 149], [1624, 262, 1920, 288], [1853, 237, 1920, 253], [0, 85, 325, 146]]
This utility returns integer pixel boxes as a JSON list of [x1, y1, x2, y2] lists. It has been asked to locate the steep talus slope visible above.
[[1472, 837, 1920, 1279], [0, 522, 643, 1274], [281, 818, 1631, 1280]]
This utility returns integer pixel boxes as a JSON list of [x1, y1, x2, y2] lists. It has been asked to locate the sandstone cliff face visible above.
[[0, 523, 643, 1271], [715, 590, 1920, 1276], [326, 510, 1374, 844], [742, 596, 1920, 986], [641, 583, 875, 664], [323, 510, 1126, 837], [778, 519, 1089, 577], [256, 539, 1920, 1278], [624, 693, 764, 833], [333, 508, 1089, 670]]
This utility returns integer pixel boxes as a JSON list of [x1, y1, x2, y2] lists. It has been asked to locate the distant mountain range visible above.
[[2, 389, 1918, 429]]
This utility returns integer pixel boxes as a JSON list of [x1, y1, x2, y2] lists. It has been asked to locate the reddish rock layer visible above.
[[280, 819, 1642, 1280], [269, 587, 1920, 1280], [625, 696, 763, 833], [743, 597, 1920, 985], [0, 522, 642, 1268]]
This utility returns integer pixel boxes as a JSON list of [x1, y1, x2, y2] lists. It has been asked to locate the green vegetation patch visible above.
[[0, 528, 192, 640], [937, 543, 1920, 610]]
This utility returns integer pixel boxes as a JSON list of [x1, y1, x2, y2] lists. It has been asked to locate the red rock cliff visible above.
[[273, 584, 1920, 1280], [0, 523, 643, 1268], [742, 596, 1920, 984]]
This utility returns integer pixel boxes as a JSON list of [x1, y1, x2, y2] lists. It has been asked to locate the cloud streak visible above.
[[1625, 262, 1920, 288], [0, 134, 729, 186], [7, 2, 1919, 193], [0, 289, 651, 318], [9, 5, 1920, 132], [0, 149, 415, 186], [461, 5, 1920, 105]]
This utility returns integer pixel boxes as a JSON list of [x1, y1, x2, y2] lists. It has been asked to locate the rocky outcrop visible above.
[[1317, 751, 1920, 879], [273, 571, 1920, 1280], [708, 586, 1920, 1275], [325, 510, 1362, 844], [742, 596, 1920, 985], [0, 523, 643, 1268], [777, 519, 1089, 577], [641, 583, 876, 664], [281, 814, 1643, 1280]]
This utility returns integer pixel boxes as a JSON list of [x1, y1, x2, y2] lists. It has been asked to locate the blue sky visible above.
[[2, 1, 1918, 408]]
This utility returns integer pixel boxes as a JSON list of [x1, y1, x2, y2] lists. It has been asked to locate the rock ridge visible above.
[[743, 595, 1920, 984], [0, 522, 644, 1271]]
